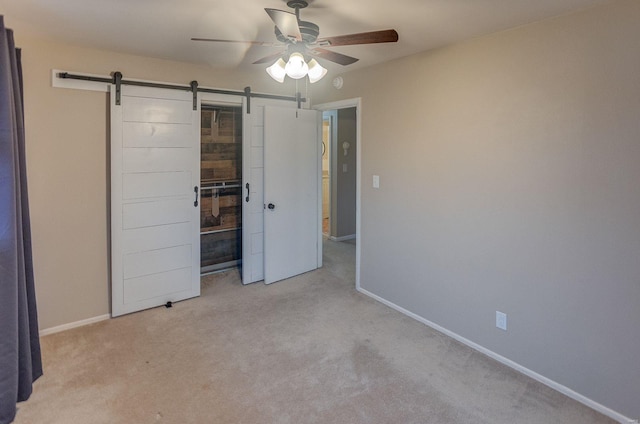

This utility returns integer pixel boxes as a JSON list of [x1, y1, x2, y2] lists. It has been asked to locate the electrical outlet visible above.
[[496, 311, 507, 331]]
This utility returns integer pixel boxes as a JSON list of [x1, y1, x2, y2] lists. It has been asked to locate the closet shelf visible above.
[[201, 184, 241, 190]]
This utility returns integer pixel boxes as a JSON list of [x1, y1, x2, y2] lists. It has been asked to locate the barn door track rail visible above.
[[56, 71, 305, 113]]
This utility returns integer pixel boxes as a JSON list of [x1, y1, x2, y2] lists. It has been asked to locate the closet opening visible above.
[[200, 105, 243, 275]]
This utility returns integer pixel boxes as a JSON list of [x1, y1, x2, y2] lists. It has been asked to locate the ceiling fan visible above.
[[192, 0, 399, 83]]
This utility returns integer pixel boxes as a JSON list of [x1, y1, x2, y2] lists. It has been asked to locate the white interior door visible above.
[[241, 100, 296, 285], [264, 106, 321, 284], [242, 101, 268, 285], [111, 85, 200, 317]]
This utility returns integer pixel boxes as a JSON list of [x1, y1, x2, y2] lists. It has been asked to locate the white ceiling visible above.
[[1, 0, 611, 75]]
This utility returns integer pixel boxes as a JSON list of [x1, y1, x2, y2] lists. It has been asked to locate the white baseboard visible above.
[[329, 234, 356, 242], [39, 314, 111, 337], [357, 287, 632, 424]]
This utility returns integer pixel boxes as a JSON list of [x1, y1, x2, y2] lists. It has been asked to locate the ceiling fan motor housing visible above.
[[287, 0, 309, 10]]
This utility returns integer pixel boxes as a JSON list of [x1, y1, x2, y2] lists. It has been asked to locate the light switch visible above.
[[343, 164, 348, 173], [373, 175, 380, 188]]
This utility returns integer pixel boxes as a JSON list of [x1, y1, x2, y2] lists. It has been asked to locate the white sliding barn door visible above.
[[241, 101, 268, 285], [264, 106, 321, 284], [241, 100, 297, 285], [111, 85, 200, 317]]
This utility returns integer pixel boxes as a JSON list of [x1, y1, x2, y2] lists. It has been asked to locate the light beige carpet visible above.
[[14, 240, 614, 424]]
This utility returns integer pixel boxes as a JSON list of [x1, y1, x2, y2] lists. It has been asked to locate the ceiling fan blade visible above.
[[316, 29, 398, 47], [191, 37, 281, 47], [309, 48, 359, 66], [253, 51, 287, 65], [265, 8, 302, 41]]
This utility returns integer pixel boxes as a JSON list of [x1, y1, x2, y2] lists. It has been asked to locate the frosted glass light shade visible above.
[[307, 59, 327, 83], [266, 58, 287, 83], [285, 52, 309, 79]]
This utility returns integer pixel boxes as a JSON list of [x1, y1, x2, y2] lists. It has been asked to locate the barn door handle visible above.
[[245, 183, 250, 202], [193, 186, 199, 207]]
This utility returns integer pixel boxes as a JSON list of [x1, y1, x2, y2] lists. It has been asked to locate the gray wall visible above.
[[313, 0, 640, 419], [335, 108, 357, 238]]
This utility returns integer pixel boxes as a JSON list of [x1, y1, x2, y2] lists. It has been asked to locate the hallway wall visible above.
[[334, 107, 357, 238]]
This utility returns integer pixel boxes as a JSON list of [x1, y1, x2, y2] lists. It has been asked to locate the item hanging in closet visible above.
[[211, 189, 220, 218]]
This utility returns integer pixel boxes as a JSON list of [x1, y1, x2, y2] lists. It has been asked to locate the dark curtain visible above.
[[0, 16, 42, 424]]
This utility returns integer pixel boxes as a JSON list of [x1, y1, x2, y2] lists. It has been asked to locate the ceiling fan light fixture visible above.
[[266, 58, 287, 83], [307, 59, 327, 83], [285, 52, 309, 79]]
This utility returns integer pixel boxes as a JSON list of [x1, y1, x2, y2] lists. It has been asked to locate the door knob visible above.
[[268, 203, 275, 210]]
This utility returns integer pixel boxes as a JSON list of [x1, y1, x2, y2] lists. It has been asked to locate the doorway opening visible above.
[[316, 99, 360, 289], [321, 107, 356, 242], [322, 115, 331, 236], [200, 105, 243, 275]]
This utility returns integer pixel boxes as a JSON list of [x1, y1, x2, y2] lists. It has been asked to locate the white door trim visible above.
[[313, 98, 362, 290]]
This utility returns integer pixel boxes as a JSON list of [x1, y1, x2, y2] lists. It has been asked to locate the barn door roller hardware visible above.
[[244, 87, 251, 114], [113, 71, 122, 105], [190, 81, 198, 110]]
